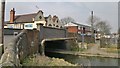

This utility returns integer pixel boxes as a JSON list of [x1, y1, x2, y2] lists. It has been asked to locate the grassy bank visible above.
[[100, 48, 120, 53], [22, 54, 77, 66]]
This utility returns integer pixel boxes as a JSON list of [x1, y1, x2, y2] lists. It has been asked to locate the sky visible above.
[[3, 0, 119, 33]]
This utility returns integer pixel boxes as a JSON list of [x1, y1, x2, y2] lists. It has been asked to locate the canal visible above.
[[45, 51, 119, 66]]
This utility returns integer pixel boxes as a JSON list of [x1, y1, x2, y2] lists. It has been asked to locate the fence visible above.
[[100, 37, 118, 48], [67, 33, 95, 43]]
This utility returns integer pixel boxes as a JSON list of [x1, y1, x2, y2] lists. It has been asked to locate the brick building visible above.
[[65, 22, 91, 35]]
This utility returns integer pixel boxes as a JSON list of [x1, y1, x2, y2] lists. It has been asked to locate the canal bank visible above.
[[46, 49, 120, 59], [45, 51, 119, 66]]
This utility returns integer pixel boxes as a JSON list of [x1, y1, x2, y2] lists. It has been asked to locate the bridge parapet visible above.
[[37, 23, 67, 42], [0, 29, 39, 67]]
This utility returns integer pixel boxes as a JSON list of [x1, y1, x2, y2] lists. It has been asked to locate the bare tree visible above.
[[87, 15, 111, 34], [87, 15, 100, 26], [95, 21, 111, 34], [61, 17, 75, 25]]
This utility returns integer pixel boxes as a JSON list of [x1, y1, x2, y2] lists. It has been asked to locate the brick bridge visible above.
[[0, 24, 76, 67]]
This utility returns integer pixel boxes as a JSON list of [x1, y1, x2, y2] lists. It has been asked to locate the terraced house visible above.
[[5, 8, 63, 29]]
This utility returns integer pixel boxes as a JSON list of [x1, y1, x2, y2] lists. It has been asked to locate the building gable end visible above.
[[34, 11, 45, 21]]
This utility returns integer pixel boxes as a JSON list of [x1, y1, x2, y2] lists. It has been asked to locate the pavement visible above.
[[82, 41, 119, 58]]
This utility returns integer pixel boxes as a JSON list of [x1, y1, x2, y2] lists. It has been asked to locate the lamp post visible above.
[[0, 0, 5, 57]]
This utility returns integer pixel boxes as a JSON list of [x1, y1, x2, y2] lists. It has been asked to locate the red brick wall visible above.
[[67, 26, 78, 33]]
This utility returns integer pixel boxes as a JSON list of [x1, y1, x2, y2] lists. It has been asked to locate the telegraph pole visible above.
[[0, 0, 5, 57], [91, 11, 94, 42], [81, 27, 85, 49]]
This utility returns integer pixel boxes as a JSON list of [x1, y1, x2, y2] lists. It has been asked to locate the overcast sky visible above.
[[4, 0, 119, 33]]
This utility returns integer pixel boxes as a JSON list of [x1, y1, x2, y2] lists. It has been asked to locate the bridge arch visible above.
[[40, 37, 76, 56]]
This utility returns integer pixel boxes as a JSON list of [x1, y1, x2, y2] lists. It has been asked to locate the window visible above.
[[83, 27, 85, 34], [56, 25, 59, 27], [46, 20, 48, 22], [25, 24, 33, 27], [57, 20, 58, 23], [78, 26, 81, 29], [48, 24, 52, 26], [39, 16, 42, 19], [8, 26, 13, 28], [53, 24, 55, 26], [60, 26, 62, 28]]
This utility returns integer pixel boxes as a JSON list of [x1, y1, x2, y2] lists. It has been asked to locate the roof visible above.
[[14, 13, 37, 23], [64, 22, 91, 27], [5, 9, 60, 24], [6, 13, 49, 24], [72, 22, 91, 27], [64, 22, 78, 26]]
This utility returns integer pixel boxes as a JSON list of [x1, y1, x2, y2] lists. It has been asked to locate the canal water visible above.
[[45, 52, 119, 66]]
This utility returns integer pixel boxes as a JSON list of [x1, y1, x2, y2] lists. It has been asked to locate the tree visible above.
[[87, 15, 111, 34], [87, 15, 100, 27], [95, 21, 111, 34], [87, 15, 101, 41], [60, 17, 75, 25]]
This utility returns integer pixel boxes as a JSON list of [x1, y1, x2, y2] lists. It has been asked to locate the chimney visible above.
[[10, 8, 15, 23]]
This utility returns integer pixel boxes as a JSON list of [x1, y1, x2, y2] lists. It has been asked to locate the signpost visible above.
[[0, 0, 5, 57]]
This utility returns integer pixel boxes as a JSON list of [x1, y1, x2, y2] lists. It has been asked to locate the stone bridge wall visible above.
[[18, 30, 39, 62], [0, 29, 39, 66]]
